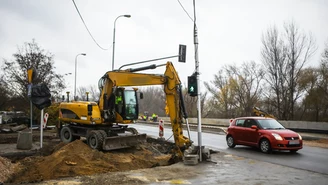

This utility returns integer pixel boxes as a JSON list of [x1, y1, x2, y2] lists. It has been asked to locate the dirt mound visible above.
[[0, 156, 20, 183], [8, 139, 173, 184]]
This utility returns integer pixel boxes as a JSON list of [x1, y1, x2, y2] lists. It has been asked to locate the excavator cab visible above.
[[115, 88, 139, 121]]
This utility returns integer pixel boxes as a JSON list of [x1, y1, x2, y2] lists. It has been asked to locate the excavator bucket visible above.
[[102, 134, 147, 151]]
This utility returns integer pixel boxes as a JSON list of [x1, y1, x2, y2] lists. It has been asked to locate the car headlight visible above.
[[272, 133, 283, 140], [298, 133, 302, 140]]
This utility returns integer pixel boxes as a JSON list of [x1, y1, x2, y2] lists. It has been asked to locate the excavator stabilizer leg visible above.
[[102, 134, 147, 151]]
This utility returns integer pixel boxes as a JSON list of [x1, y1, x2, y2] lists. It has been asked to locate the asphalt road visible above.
[[132, 123, 328, 175]]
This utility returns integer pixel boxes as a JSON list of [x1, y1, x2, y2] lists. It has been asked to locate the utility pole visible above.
[[193, 0, 203, 162]]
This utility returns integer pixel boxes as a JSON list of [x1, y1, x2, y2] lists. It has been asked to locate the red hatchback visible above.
[[226, 117, 303, 153]]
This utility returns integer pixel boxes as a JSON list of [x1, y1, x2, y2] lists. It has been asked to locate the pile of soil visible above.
[[6, 139, 175, 184], [0, 156, 20, 183]]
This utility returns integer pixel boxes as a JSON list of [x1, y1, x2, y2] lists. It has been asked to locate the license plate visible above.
[[289, 140, 300, 145]]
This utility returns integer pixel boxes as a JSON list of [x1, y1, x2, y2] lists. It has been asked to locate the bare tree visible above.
[[261, 25, 287, 119], [138, 86, 166, 116], [204, 69, 236, 118], [225, 61, 265, 116], [284, 21, 317, 119], [1, 40, 66, 119], [318, 40, 328, 101], [0, 75, 9, 109], [2, 40, 66, 99], [88, 85, 100, 101], [205, 61, 264, 118], [77, 86, 88, 101], [315, 40, 328, 120], [261, 21, 317, 120], [297, 67, 320, 120]]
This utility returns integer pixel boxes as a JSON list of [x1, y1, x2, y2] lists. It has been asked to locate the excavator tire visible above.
[[98, 130, 107, 140], [60, 126, 74, 143], [125, 127, 138, 135], [87, 130, 104, 150]]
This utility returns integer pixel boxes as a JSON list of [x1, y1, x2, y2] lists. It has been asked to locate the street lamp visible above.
[[74, 53, 86, 101], [112, 14, 131, 70], [60, 72, 72, 101]]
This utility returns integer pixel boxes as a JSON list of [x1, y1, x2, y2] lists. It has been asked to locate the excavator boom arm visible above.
[[99, 62, 192, 155]]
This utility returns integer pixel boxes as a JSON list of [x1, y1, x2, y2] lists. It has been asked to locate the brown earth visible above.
[[1, 138, 175, 184], [303, 138, 328, 148], [0, 156, 20, 183]]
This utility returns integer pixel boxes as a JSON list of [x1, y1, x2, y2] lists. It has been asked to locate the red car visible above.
[[226, 117, 303, 153]]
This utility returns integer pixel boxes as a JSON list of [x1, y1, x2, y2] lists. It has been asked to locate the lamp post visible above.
[[60, 73, 72, 102], [112, 14, 131, 70], [74, 53, 86, 101]]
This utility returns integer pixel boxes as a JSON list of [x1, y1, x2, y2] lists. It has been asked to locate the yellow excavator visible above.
[[57, 62, 192, 157], [252, 107, 276, 119]]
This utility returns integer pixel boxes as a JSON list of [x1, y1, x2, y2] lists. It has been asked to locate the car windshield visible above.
[[257, 119, 285, 130]]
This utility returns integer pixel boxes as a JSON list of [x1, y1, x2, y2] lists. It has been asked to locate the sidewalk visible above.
[[298, 132, 328, 140]]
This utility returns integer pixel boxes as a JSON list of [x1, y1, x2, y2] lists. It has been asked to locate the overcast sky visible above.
[[0, 0, 327, 95]]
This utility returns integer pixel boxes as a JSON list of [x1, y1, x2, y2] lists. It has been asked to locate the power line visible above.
[[176, 0, 194, 22], [176, 0, 198, 75], [71, 0, 110, 50]]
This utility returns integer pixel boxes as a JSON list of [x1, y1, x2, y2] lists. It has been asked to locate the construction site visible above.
[[0, 127, 179, 184], [1, 122, 328, 184]]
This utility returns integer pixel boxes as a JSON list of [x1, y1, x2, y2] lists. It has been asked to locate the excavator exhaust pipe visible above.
[[102, 134, 147, 151]]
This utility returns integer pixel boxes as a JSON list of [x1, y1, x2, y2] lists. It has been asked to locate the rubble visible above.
[[0, 123, 28, 133]]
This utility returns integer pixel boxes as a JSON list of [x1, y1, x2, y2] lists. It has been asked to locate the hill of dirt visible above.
[[0, 156, 20, 183], [4, 139, 174, 184]]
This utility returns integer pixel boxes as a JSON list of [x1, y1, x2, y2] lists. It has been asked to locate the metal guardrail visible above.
[[137, 118, 328, 134]]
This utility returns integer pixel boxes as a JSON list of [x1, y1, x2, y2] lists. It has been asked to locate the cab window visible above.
[[124, 90, 138, 120]]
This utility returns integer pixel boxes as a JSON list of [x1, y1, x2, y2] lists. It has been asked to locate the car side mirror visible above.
[[251, 125, 258, 129]]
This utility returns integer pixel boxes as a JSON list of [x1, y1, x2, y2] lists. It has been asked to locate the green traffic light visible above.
[[188, 75, 197, 96]]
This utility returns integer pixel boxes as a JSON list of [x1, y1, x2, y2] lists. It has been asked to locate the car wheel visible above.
[[290, 149, 298, 153], [60, 126, 74, 143], [226, 135, 236, 148], [259, 139, 271, 153]]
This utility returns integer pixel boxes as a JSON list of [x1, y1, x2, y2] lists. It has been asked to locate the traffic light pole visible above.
[[193, 0, 203, 162]]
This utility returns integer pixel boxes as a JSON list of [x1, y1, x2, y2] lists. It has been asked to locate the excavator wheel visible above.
[[87, 130, 104, 150], [60, 126, 74, 143], [125, 127, 138, 135], [98, 130, 107, 140]]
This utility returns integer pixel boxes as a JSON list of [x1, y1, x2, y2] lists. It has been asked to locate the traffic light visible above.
[[188, 75, 198, 97]]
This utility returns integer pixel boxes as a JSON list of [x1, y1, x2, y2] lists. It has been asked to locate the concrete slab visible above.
[[0, 143, 39, 158]]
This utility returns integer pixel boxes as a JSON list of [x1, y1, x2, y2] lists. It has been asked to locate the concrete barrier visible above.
[[17, 130, 33, 150], [159, 117, 328, 132]]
